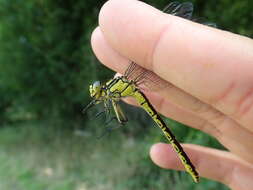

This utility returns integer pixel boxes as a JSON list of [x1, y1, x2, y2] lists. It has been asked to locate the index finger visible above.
[[99, 0, 253, 132]]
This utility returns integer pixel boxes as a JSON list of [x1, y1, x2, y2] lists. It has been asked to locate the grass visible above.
[[0, 119, 229, 190]]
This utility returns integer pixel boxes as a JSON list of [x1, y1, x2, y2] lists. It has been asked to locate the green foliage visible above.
[[0, 122, 229, 190], [0, 0, 110, 125], [193, 0, 253, 36], [147, 0, 253, 36]]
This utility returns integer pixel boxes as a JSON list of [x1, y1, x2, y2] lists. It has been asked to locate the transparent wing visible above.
[[163, 2, 193, 20], [192, 17, 217, 27], [123, 2, 216, 90], [124, 62, 168, 91], [203, 22, 217, 27], [163, 1, 216, 28], [124, 62, 148, 83]]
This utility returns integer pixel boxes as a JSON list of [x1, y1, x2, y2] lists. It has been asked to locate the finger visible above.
[[124, 92, 253, 165], [91, 27, 129, 73], [123, 92, 219, 136], [99, 0, 253, 132], [150, 143, 253, 190], [138, 91, 253, 164], [91, 27, 219, 136], [91, 27, 220, 126], [91, 27, 253, 163]]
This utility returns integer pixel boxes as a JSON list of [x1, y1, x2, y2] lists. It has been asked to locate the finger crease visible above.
[[234, 85, 253, 120], [148, 18, 173, 72]]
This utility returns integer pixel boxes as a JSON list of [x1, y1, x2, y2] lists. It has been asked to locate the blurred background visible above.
[[0, 0, 252, 189]]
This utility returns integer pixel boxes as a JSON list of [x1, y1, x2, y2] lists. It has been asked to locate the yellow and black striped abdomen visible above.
[[133, 90, 199, 183], [104, 77, 199, 182]]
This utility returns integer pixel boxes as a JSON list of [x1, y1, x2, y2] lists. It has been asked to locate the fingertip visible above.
[[99, 0, 126, 36], [90, 26, 109, 65], [90, 27, 101, 53], [151, 143, 253, 189], [98, 0, 116, 27], [150, 143, 167, 156], [98, 0, 166, 65], [150, 143, 178, 169], [90, 26, 128, 73]]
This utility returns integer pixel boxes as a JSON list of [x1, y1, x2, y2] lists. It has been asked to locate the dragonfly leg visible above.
[[96, 124, 121, 139], [97, 118, 125, 139], [105, 115, 127, 126], [95, 110, 106, 118], [105, 117, 126, 133], [87, 110, 106, 121], [105, 116, 118, 125]]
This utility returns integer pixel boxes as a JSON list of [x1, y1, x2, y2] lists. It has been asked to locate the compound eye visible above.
[[89, 81, 101, 98], [93, 81, 101, 89]]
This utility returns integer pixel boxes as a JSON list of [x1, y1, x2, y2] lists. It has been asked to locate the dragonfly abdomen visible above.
[[133, 90, 199, 183]]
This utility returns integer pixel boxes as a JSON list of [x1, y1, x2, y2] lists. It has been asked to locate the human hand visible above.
[[90, 0, 253, 189]]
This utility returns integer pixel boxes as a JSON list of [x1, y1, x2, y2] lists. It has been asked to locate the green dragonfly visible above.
[[84, 2, 216, 183]]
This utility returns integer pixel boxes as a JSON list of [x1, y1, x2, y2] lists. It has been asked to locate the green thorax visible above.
[[105, 76, 137, 98]]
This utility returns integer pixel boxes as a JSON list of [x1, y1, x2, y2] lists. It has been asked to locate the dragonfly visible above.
[[84, 1, 216, 183]]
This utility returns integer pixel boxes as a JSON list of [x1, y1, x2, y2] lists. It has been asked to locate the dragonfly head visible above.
[[89, 81, 102, 99]]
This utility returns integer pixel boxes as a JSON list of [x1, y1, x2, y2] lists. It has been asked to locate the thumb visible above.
[[150, 143, 253, 190]]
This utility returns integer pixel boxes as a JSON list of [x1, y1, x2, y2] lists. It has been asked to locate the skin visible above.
[[90, 0, 253, 189]]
